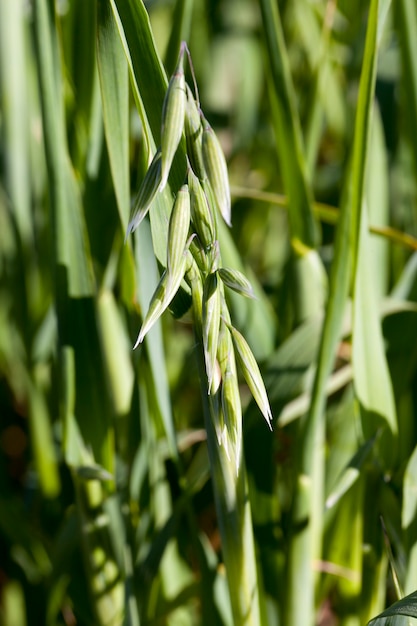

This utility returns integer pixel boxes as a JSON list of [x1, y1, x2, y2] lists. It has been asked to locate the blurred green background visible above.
[[1, 0, 417, 625]]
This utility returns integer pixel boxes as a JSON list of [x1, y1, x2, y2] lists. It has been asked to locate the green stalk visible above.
[[188, 259, 262, 624], [284, 0, 382, 624], [195, 334, 262, 626]]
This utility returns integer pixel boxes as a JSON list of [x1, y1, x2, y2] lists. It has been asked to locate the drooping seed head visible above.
[[126, 150, 162, 240], [201, 116, 231, 227], [160, 52, 186, 189]]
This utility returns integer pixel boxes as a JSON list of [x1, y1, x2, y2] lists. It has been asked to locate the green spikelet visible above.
[[227, 323, 273, 429], [188, 168, 216, 250], [201, 116, 231, 226], [126, 150, 162, 240], [167, 184, 191, 278], [218, 267, 256, 299], [202, 272, 221, 394], [134, 256, 187, 348], [184, 84, 206, 180], [160, 47, 186, 189]]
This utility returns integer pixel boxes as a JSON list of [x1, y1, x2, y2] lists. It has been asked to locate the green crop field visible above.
[[1, 1, 417, 625]]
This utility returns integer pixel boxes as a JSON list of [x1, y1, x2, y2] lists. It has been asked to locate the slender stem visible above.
[[194, 331, 262, 626]]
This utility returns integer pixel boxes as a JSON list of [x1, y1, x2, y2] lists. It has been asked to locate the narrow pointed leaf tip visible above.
[[228, 324, 273, 429], [126, 150, 162, 241], [160, 49, 186, 189], [201, 117, 232, 226]]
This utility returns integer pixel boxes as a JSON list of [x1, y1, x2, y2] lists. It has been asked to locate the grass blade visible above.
[[258, 0, 317, 249], [0, 0, 32, 248], [97, 0, 130, 231], [135, 220, 179, 462], [352, 206, 397, 463], [397, 0, 417, 177], [367, 591, 417, 624], [28, 377, 61, 498], [402, 445, 417, 595], [95, 289, 134, 417], [33, 0, 95, 297], [258, 0, 325, 324], [111, 0, 187, 265], [285, 1, 384, 623]]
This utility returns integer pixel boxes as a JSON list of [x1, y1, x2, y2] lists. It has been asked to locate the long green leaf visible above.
[[402, 445, 417, 594], [258, 0, 317, 248], [97, 0, 130, 231], [33, 0, 95, 297], [95, 289, 134, 417], [367, 588, 417, 623], [397, 0, 417, 178], [111, 0, 187, 265], [258, 0, 325, 324], [352, 206, 397, 463], [285, 1, 384, 623], [28, 377, 61, 498], [135, 220, 179, 461], [0, 0, 32, 248]]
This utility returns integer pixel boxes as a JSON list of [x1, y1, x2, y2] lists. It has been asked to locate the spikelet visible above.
[[202, 272, 221, 394], [218, 267, 256, 299], [134, 256, 187, 348], [126, 150, 162, 240], [216, 321, 241, 473], [201, 116, 231, 226], [221, 369, 242, 475], [216, 319, 230, 375], [188, 168, 216, 250], [188, 236, 209, 273], [160, 48, 186, 189], [185, 251, 204, 335], [227, 324, 273, 429], [184, 84, 206, 180], [167, 184, 191, 279]]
